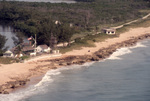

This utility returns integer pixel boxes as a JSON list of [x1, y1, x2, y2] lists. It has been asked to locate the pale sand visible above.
[[0, 26, 150, 86], [64, 27, 150, 56]]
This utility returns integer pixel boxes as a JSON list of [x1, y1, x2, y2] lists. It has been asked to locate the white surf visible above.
[[0, 62, 94, 101], [108, 42, 147, 60]]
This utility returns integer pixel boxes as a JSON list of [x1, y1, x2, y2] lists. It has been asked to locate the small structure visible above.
[[30, 52, 36, 56], [102, 28, 116, 35], [36, 44, 51, 53], [55, 20, 61, 25], [51, 50, 60, 54], [3, 50, 15, 57], [70, 23, 73, 27], [3, 47, 23, 58]]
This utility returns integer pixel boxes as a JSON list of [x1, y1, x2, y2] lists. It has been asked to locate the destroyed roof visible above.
[[21, 42, 30, 46]]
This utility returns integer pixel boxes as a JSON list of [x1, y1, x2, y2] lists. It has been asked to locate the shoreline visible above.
[[0, 27, 150, 94]]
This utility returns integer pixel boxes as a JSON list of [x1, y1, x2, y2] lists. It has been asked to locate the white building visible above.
[[51, 50, 60, 54], [3, 48, 23, 58], [36, 44, 51, 53], [102, 28, 116, 35], [55, 20, 61, 25], [3, 50, 14, 57]]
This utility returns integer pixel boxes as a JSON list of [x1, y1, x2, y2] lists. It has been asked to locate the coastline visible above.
[[0, 27, 150, 94]]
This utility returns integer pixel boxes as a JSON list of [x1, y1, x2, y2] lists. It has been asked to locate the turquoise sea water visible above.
[[0, 39, 150, 101]]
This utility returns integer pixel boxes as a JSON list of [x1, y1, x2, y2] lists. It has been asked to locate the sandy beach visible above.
[[0, 26, 150, 94], [65, 27, 150, 56]]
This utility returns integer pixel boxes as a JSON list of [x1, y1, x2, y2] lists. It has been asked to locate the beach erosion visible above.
[[0, 26, 150, 94]]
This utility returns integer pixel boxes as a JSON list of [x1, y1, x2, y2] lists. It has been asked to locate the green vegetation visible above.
[[74, 0, 95, 2], [117, 16, 150, 34], [59, 33, 118, 53], [20, 56, 29, 60], [0, 0, 150, 52], [0, 34, 8, 56], [0, 57, 18, 64]]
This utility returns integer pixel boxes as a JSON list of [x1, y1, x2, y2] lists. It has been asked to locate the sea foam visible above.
[[0, 41, 147, 101], [130, 42, 147, 49], [0, 61, 94, 101], [108, 42, 147, 60], [108, 47, 132, 60]]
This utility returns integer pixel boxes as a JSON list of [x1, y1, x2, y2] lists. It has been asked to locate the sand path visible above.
[[64, 27, 150, 56]]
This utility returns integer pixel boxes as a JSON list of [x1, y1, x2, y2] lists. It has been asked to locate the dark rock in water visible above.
[[0, 79, 30, 94], [96, 54, 103, 58], [59, 62, 67, 66], [67, 62, 72, 65], [0, 86, 3, 94], [78, 60, 86, 64], [51, 66, 57, 69], [19, 81, 26, 86], [90, 55, 99, 61], [3, 91, 9, 94]]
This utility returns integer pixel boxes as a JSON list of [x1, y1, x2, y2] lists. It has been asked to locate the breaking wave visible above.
[[108, 42, 147, 60], [130, 42, 147, 49], [108, 47, 132, 60], [0, 62, 94, 101], [0, 40, 148, 101]]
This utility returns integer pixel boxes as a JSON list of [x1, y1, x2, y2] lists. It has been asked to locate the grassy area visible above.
[[20, 56, 30, 60], [130, 18, 150, 28], [59, 33, 117, 53], [117, 16, 150, 34], [139, 10, 150, 14], [0, 0, 150, 56], [60, 13, 150, 54], [0, 57, 18, 64]]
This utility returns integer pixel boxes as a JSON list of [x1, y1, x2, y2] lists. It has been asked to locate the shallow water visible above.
[[0, 39, 150, 101]]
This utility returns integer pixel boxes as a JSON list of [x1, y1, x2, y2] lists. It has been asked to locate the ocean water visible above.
[[0, 39, 150, 101]]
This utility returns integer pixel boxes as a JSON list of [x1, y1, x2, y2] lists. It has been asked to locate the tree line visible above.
[[0, 0, 149, 50], [0, 34, 7, 56]]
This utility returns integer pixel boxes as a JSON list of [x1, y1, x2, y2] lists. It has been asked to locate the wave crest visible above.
[[108, 42, 147, 60]]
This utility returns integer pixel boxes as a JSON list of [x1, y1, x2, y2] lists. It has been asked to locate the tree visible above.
[[57, 24, 74, 46], [12, 32, 24, 46], [12, 32, 23, 57], [37, 19, 56, 46], [0, 34, 7, 56]]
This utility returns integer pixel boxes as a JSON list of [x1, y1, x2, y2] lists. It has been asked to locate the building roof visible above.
[[38, 44, 49, 49], [4, 50, 13, 54], [22, 46, 34, 52], [21, 42, 30, 46], [103, 28, 116, 31], [4, 47, 17, 55]]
